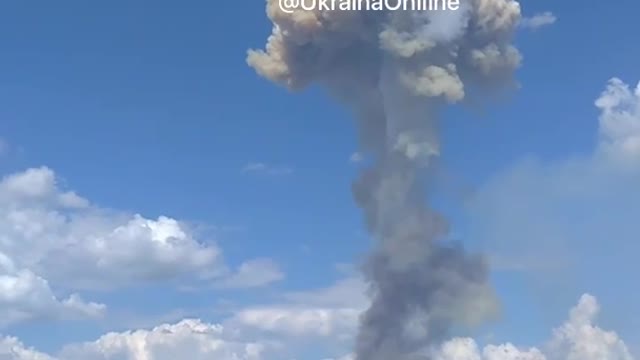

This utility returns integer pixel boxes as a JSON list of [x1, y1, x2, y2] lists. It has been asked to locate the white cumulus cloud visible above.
[[0, 166, 281, 292], [0, 251, 105, 328], [0, 165, 285, 329], [595, 78, 640, 165], [548, 294, 634, 360], [0, 167, 223, 291], [0, 336, 54, 360], [434, 294, 633, 360], [59, 319, 274, 360]]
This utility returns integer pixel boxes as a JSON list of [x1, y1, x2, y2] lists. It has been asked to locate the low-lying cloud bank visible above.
[[433, 294, 633, 360], [0, 291, 633, 360]]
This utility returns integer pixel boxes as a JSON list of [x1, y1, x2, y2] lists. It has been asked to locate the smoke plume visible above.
[[248, 0, 522, 358]]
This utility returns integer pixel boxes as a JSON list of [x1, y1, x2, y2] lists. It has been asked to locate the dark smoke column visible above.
[[248, 1, 522, 358]]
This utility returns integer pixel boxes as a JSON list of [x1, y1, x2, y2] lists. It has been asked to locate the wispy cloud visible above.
[[242, 162, 293, 176], [467, 78, 640, 316], [215, 258, 285, 289], [349, 152, 363, 164], [520, 11, 557, 30]]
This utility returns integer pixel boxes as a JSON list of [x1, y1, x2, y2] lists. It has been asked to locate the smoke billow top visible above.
[[248, 0, 522, 359]]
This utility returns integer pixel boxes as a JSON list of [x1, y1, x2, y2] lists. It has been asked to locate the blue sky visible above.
[[0, 1, 638, 359]]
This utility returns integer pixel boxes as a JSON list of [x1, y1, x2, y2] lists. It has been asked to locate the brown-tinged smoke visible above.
[[248, 1, 522, 358]]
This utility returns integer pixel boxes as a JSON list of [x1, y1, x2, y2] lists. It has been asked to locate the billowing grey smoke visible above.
[[248, 1, 522, 358]]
